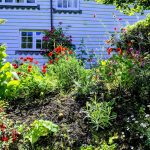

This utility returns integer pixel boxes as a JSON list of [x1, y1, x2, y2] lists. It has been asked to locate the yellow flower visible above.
[[101, 60, 106, 66], [6, 72, 12, 78]]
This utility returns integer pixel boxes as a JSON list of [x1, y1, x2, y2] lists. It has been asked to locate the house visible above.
[[0, 0, 149, 64]]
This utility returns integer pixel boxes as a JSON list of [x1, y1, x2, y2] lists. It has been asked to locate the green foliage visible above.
[[94, 0, 150, 15], [21, 120, 59, 145], [0, 45, 19, 100], [117, 14, 150, 53], [85, 96, 116, 130], [47, 56, 86, 91], [80, 134, 118, 150], [98, 54, 139, 90]]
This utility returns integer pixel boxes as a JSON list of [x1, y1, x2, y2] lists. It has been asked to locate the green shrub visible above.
[[117, 14, 150, 53], [85, 96, 116, 130], [47, 56, 86, 91], [0, 45, 19, 100]]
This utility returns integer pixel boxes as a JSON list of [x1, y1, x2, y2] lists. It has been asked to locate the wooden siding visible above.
[[0, 0, 149, 64], [53, 0, 150, 59], [0, 0, 50, 64]]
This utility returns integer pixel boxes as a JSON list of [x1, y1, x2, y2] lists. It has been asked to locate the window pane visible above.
[[36, 32, 41, 36], [16, 0, 24, 3], [74, 0, 77, 8], [28, 43, 32, 48], [68, 0, 72, 7], [27, 32, 33, 36], [27, 0, 35, 3], [36, 40, 42, 49], [22, 37, 27, 42], [5, 0, 13, 2], [63, 0, 67, 8], [22, 32, 27, 36], [28, 37, 33, 42], [58, 0, 62, 7], [21, 43, 26, 48]]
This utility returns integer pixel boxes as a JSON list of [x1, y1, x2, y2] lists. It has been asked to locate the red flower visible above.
[[66, 57, 69, 61], [34, 61, 39, 64], [49, 60, 53, 64], [69, 50, 73, 55], [107, 48, 113, 55], [48, 52, 53, 57], [20, 57, 24, 60], [28, 68, 32, 72], [0, 124, 6, 132], [42, 69, 46, 74], [23, 58, 27, 62], [28, 65, 32, 69], [43, 64, 47, 69], [55, 58, 59, 62], [1, 135, 8, 142], [116, 48, 123, 55], [12, 63, 18, 69]]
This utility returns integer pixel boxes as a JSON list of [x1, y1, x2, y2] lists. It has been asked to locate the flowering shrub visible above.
[[42, 23, 73, 60], [46, 45, 74, 65], [8, 56, 58, 100], [117, 14, 150, 54], [0, 109, 19, 150]]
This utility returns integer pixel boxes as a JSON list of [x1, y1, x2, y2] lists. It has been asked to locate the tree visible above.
[[95, 0, 150, 15]]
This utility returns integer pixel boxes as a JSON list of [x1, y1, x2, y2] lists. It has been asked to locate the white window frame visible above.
[[20, 31, 44, 51], [0, 0, 37, 6], [56, 0, 80, 10]]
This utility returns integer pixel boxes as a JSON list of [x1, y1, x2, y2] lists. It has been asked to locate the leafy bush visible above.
[[85, 96, 116, 130], [8, 57, 58, 100], [19, 120, 59, 145], [0, 45, 19, 100], [47, 56, 86, 91], [117, 14, 150, 53]]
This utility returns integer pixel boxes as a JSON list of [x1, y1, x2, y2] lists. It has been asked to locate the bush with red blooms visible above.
[[46, 45, 74, 65], [0, 108, 19, 150], [42, 23, 74, 59], [12, 56, 40, 75]]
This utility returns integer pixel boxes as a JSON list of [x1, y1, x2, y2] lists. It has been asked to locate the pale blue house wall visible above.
[[0, 0, 149, 64]]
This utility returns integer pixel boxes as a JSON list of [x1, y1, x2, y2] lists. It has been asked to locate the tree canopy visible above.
[[95, 0, 150, 15]]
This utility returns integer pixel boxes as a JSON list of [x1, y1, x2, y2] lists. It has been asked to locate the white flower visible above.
[[145, 114, 150, 118], [140, 123, 147, 128]]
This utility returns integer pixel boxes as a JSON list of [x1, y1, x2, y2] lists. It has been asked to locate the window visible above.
[[20, 31, 43, 50], [0, 0, 36, 4], [57, 0, 79, 10]]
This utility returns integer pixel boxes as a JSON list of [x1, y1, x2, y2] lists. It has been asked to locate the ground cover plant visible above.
[[0, 14, 150, 150]]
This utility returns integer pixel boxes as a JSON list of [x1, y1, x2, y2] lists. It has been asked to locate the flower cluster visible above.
[[47, 45, 73, 64], [0, 110, 19, 149], [12, 56, 39, 74]]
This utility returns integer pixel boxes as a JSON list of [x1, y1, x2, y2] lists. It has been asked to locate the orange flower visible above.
[[28, 65, 32, 69], [55, 57, 59, 62], [28, 68, 32, 72], [116, 48, 123, 55], [42, 69, 46, 74]]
